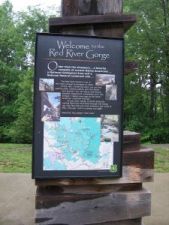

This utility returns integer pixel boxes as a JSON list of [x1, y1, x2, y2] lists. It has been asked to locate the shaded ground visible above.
[[0, 173, 169, 225]]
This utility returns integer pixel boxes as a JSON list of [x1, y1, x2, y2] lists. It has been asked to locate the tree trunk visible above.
[[149, 75, 156, 120], [160, 87, 165, 122]]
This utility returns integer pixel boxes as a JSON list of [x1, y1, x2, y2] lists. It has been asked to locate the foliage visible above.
[[0, 1, 24, 142], [0, 1, 47, 143], [7, 70, 33, 143], [149, 126, 169, 144], [124, 0, 169, 143]]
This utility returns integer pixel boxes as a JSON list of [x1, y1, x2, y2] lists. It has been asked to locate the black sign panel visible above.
[[33, 33, 124, 178]]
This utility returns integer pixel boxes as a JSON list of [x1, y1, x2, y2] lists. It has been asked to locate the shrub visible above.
[[149, 127, 169, 144]]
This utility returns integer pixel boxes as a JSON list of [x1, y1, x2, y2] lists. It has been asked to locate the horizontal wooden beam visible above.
[[123, 148, 154, 169], [35, 218, 142, 225], [123, 131, 140, 151], [49, 14, 136, 33], [36, 183, 142, 195], [35, 188, 150, 224], [124, 61, 138, 75], [87, 218, 142, 225], [35, 166, 153, 186]]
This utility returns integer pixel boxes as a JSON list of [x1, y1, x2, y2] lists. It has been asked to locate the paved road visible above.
[[0, 173, 169, 225]]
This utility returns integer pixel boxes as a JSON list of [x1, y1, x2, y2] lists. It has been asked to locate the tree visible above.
[[124, 0, 169, 142], [0, 1, 48, 143], [0, 1, 25, 142], [8, 70, 33, 143], [16, 6, 48, 67], [6, 6, 48, 143]]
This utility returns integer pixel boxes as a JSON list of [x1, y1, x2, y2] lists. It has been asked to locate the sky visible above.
[[0, 0, 61, 12]]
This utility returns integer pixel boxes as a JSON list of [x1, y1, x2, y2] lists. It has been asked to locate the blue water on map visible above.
[[44, 158, 66, 170], [43, 117, 101, 170]]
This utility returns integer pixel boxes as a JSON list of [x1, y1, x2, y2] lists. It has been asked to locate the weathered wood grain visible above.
[[35, 218, 142, 225], [35, 189, 150, 224], [49, 24, 95, 36], [35, 166, 153, 186], [62, 0, 79, 16], [93, 23, 124, 37], [49, 14, 136, 26], [123, 131, 140, 151], [78, 0, 99, 15], [49, 14, 136, 33], [62, 0, 123, 16], [49, 23, 129, 38], [49, 23, 124, 38], [86, 218, 142, 225], [36, 183, 142, 195], [123, 148, 154, 169], [97, 0, 123, 14], [124, 61, 138, 75]]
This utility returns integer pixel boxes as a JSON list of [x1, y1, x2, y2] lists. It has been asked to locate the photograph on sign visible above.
[[33, 33, 124, 178], [95, 74, 115, 86], [41, 92, 61, 122], [39, 78, 54, 91], [105, 84, 117, 101]]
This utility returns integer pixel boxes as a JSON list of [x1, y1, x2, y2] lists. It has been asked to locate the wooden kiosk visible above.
[[34, 1, 154, 224]]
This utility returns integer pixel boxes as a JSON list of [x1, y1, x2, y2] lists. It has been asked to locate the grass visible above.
[[0, 144, 31, 173], [143, 144, 169, 173], [0, 143, 169, 173], [155, 147, 169, 172]]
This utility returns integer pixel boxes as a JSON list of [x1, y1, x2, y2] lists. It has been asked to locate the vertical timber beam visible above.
[[50, 0, 126, 37], [62, 0, 123, 16]]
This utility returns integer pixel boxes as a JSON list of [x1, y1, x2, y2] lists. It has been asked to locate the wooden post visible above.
[[62, 0, 123, 16], [35, 1, 154, 224]]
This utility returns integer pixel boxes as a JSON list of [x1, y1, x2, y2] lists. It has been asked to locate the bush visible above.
[[124, 118, 145, 132], [149, 127, 169, 144]]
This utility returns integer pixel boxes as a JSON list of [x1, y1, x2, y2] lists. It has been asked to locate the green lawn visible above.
[[0, 144, 31, 173], [0, 143, 169, 173], [155, 147, 169, 172]]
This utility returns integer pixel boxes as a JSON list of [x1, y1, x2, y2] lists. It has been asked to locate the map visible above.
[[43, 117, 114, 171]]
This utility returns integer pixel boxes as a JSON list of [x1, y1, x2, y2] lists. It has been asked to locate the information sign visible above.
[[33, 33, 123, 178]]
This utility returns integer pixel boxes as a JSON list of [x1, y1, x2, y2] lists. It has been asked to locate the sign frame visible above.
[[32, 33, 124, 179]]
